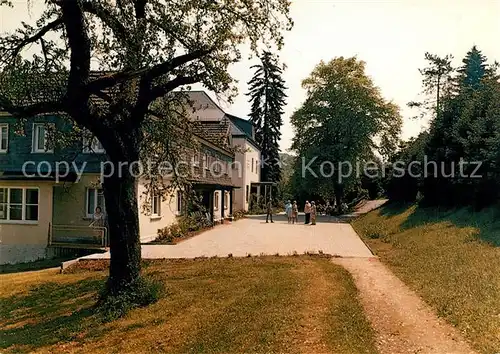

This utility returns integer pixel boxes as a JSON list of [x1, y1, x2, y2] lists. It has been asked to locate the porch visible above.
[[48, 223, 108, 249], [191, 183, 237, 224]]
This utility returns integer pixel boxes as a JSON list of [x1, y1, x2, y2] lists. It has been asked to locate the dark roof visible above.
[[192, 118, 231, 150], [226, 114, 260, 150], [227, 114, 254, 138]]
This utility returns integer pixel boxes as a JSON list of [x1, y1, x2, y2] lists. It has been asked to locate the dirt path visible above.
[[333, 257, 477, 354]]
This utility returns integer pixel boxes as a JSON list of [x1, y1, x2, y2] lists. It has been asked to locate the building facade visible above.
[[187, 91, 262, 212], [0, 91, 258, 264]]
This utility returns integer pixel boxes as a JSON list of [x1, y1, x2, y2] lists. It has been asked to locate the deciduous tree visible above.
[[290, 57, 402, 211]]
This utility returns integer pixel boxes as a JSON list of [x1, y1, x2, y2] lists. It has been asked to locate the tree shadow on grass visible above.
[[378, 202, 500, 247], [0, 278, 106, 351]]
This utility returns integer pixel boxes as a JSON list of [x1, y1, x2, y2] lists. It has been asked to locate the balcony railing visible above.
[[49, 224, 108, 248]]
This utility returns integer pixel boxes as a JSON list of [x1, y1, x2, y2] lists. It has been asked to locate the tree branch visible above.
[[0, 17, 63, 62], [60, 0, 91, 122], [0, 95, 63, 117], [81, 1, 129, 46], [150, 73, 205, 100], [85, 49, 213, 94]]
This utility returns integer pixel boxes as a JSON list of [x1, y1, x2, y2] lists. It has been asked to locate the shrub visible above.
[[157, 227, 173, 243], [232, 209, 247, 220], [155, 214, 211, 243], [169, 223, 183, 238], [97, 276, 163, 321]]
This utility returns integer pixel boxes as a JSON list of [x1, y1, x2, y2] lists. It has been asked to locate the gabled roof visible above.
[[192, 117, 232, 153], [226, 114, 260, 151]]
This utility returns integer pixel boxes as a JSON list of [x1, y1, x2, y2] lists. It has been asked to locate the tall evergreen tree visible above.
[[247, 51, 287, 182], [457, 45, 488, 90]]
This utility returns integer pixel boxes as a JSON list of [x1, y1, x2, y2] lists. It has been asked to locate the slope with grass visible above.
[[0, 256, 376, 354], [352, 204, 500, 354]]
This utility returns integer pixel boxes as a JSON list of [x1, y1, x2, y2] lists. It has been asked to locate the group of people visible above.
[[284, 200, 318, 225]]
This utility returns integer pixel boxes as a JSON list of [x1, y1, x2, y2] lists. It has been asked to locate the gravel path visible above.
[[333, 257, 477, 354]]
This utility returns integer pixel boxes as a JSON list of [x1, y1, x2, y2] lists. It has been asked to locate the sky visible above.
[[2, 0, 499, 152]]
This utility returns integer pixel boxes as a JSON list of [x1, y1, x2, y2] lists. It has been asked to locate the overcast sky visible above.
[[2, 0, 499, 151]]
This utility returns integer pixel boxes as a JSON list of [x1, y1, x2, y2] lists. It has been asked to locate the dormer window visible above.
[[83, 130, 105, 154], [32, 123, 54, 153]]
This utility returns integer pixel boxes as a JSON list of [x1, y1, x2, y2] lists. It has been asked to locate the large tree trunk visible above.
[[102, 157, 142, 295]]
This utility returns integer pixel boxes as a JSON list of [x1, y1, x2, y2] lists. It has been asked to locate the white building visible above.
[[187, 91, 262, 212]]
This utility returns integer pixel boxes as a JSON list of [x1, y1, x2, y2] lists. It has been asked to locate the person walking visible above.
[[285, 200, 292, 224], [266, 198, 274, 223], [292, 201, 298, 224], [311, 201, 317, 225], [304, 200, 311, 224]]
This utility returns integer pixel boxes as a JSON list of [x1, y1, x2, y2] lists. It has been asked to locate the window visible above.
[[224, 192, 229, 210], [152, 192, 161, 217], [83, 131, 105, 154], [203, 154, 208, 169], [32, 123, 54, 153], [214, 159, 221, 173], [255, 160, 259, 174], [214, 191, 219, 210], [0, 187, 39, 222], [86, 188, 105, 218], [192, 152, 200, 166], [0, 124, 8, 153], [246, 185, 249, 202], [176, 190, 183, 214], [251, 158, 254, 172]]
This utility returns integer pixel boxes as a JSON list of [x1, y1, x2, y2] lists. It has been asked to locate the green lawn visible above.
[[0, 256, 377, 354], [352, 203, 500, 354]]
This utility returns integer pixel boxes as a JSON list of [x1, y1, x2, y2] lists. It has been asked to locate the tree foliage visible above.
[[247, 51, 287, 182], [0, 0, 292, 304], [393, 46, 500, 208], [289, 57, 402, 209]]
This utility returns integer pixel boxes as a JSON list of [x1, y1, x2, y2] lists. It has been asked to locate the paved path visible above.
[[82, 216, 373, 260], [82, 199, 386, 260], [333, 257, 477, 354]]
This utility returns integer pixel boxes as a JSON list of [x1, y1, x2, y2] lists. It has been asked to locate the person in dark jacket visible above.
[[266, 198, 274, 223]]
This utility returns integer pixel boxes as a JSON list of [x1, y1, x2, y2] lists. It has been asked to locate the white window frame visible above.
[[192, 152, 200, 166], [83, 130, 105, 154], [32, 123, 54, 153], [0, 124, 8, 153], [85, 187, 105, 218], [151, 192, 161, 218], [224, 191, 229, 210], [214, 159, 221, 173], [214, 191, 219, 211], [203, 153, 209, 170], [0, 187, 39, 224]]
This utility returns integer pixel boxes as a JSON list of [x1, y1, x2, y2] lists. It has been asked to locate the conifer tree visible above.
[[247, 51, 287, 182], [457, 45, 488, 90]]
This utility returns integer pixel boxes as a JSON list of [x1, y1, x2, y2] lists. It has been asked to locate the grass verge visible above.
[[352, 203, 500, 354], [0, 256, 376, 354]]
